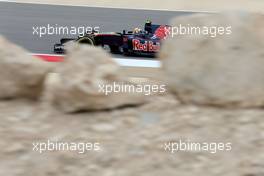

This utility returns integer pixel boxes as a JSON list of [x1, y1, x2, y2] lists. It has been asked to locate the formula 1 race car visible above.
[[54, 20, 171, 56]]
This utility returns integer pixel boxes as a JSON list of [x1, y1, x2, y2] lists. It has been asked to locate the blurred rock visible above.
[[0, 36, 52, 100], [160, 12, 264, 108], [44, 44, 145, 113]]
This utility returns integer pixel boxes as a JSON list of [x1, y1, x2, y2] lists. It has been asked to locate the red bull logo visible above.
[[132, 39, 160, 52]]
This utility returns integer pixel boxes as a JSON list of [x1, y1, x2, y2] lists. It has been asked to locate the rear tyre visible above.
[[110, 45, 121, 54]]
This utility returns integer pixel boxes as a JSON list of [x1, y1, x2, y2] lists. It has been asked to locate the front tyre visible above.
[[77, 36, 95, 45]]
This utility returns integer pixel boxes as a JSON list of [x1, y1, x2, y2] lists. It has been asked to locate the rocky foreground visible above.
[[0, 12, 264, 176]]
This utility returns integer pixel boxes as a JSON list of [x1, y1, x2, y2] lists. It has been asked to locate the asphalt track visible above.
[[0, 1, 193, 56]]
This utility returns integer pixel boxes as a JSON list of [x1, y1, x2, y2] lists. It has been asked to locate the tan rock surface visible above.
[[0, 36, 52, 100], [45, 44, 145, 113], [160, 12, 264, 108]]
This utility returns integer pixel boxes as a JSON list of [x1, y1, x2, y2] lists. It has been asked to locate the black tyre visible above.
[[110, 45, 121, 54], [123, 48, 132, 56]]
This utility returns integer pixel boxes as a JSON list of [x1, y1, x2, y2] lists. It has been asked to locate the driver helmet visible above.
[[145, 20, 152, 25], [145, 19, 152, 33]]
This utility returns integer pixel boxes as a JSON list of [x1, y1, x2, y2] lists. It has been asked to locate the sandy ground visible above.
[[1, 94, 264, 175], [7, 0, 264, 12]]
